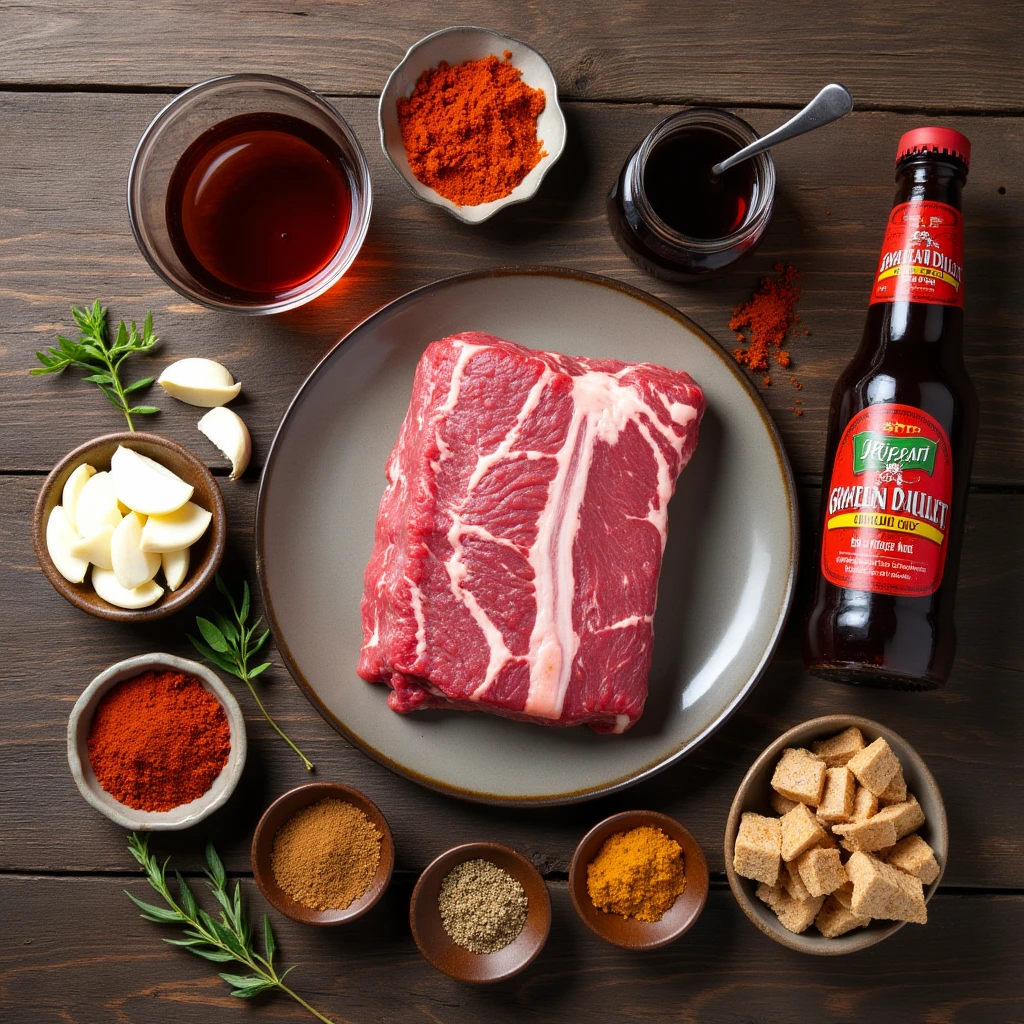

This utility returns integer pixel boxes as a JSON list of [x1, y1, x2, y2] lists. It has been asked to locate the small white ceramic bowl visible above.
[[68, 653, 247, 830], [379, 26, 567, 224]]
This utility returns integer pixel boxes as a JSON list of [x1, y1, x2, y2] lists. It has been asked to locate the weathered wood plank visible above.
[[3, 472, 1022, 887], [1, 94, 1022, 483], [2, 0, 1023, 113], [2, 875, 1022, 1024]]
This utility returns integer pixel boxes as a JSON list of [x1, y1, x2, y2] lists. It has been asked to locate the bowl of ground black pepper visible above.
[[251, 782, 394, 926], [67, 653, 246, 830], [569, 810, 710, 950], [409, 841, 551, 983]]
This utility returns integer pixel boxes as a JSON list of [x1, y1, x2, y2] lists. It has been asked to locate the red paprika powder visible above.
[[87, 669, 231, 811], [730, 263, 802, 376], [397, 52, 546, 207]]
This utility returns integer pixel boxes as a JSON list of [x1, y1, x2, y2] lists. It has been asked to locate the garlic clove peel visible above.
[[92, 568, 164, 610], [140, 501, 212, 553], [110, 445, 193, 515], [198, 407, 251, 481], [159, 357, 241, 407], [46, 505, 89, 584]]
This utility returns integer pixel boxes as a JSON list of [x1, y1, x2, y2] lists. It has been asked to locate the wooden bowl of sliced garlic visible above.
[[33, 432, 226, 621]]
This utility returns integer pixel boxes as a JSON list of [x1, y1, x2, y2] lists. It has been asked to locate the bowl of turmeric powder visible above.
[[379, 27, 567, 224], [569, 810, 710, 950]]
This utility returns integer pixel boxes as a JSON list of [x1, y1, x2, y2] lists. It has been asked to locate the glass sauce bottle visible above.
[[804, 127, 978, 690]]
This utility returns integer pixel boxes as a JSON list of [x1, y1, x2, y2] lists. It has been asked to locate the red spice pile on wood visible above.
[[730, 263, 803, 384], [87, 669, 231, 811], [397, 52, 546, 207]]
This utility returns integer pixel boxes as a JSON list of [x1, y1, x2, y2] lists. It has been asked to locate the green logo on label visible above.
[[853, 432, 937, 475]]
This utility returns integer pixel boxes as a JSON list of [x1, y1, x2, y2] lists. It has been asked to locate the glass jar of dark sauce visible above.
[[609, 109, 776, 279]]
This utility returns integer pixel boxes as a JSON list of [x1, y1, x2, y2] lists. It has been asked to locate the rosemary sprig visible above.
[[126, 834, 333, 1023], [30, 300, 159, 430], [189, 575, 314, 772]]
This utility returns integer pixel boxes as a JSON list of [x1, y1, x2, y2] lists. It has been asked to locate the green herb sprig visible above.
[[126, 834, 333, 1023], [189, 575, 314, 772], [30, 301, 159, 430]]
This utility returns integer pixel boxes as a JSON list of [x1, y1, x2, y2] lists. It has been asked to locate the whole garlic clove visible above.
[[110, 445, 193, 516], [162, 547, 189, 591], [46, 505, 89, 584], [140, 501, 212, 553], [62, 463, 96, 532], [198, 407, 251, 481], [92, 568, 164, 610], [75, 471, 123, 536], [110, 511, 161, 590], [70, 524, 116, 570], [159, 357, 242, 408]]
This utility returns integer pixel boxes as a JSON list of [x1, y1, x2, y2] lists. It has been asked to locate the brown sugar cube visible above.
[[851, 786, 879, 822], [847, 851, 927, 924], [846, 737, 901, 797], [816, 828, 839, 850], [796, 846, 848, 897], [772, 748, 827, 806], [755, 881, 785, 911], [832, 814, 899, 853], [734, 812, 782, 885], [815, 895, 872, 938], [879, 764, 907, 805], [771, 791, 799, 816], [870, 795, 927, 841], [812, 726, 866, 767], [775, 892, 826, 934], [817, 766, 856, 823], [781, 863, 812, 902], [887, 834, 940, 884], [833, 881, 855, 909], [781, 803, 828, 862]]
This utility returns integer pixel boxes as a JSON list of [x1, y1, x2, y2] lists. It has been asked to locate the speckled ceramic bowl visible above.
[[378, 26, 567, 224], [67, 653, 246, 830]]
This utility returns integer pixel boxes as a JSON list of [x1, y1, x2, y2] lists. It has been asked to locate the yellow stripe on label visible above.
[[876, 265, 960, 291], [826, 511, 944, 545]]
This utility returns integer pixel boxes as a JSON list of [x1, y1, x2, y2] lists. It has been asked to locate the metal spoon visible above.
[[711, 83, 854, 177]]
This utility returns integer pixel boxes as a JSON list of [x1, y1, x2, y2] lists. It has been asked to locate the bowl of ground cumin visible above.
[[67, 653, 246, 830], [379, 26, 567, 224], [569, 810, 710, 949], [251, 782, 395, 926]]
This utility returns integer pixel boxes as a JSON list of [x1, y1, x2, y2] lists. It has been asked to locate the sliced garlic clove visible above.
[[92, 567, 164, 609], [75, 471, 123, 536], [110, 511, 161, 590], [162, 547, 190, 591], [61, 463, 96, 532], [140, 501, 212, 553], [46, 505, 89, 583], [198, 407, 251, 481], [159, 357, 242, 407], [70, 524, 115, 570], [110, 445, 193, 515]]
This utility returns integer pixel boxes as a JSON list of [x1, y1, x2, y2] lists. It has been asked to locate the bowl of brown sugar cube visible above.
[[724, 715, 947, 954]]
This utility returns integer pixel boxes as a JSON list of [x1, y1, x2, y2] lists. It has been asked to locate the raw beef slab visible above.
[[358, 333, 705, 733]]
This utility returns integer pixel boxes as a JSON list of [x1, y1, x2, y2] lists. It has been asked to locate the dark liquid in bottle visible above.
[[642, 129, 755, 239], [166, 112, 352, 302]]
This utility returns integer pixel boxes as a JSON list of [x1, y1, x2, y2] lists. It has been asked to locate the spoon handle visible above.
[[712, 83, 854, 176]]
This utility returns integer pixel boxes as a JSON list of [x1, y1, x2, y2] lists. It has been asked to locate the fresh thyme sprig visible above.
[[126, 834, 333, 1023], [189, 575, 314, 772], [30, 301, 159, 430]]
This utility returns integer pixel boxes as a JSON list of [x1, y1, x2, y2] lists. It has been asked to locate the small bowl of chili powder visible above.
[[379, 26, 567, 224], [67, 652, 246, 830]]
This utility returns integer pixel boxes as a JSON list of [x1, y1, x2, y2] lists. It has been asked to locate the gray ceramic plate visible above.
[[257, 269, 797, 805]]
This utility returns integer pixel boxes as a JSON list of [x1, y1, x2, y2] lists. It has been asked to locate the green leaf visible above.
[[239, 581, 251, 625], [81, 372, 114, 384], [123, 376, 155, 393], [185, 945, 237, 964], [128, 405, 160, 415], [215, 574, 238, 616], [175, 872, 198, 920], [219, 973, 276, 998], [213, 611, 239, 646], [206, 843, 227, 889], [187, 635, 241, 678], [262, 915, 276, 965], [196, 617, 230, 653], [247, 662, 271, 679], [251, 629, 270, 654], [126, 892, 184, 924]]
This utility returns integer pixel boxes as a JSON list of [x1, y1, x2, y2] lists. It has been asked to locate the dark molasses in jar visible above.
[[804, 127, 978, 690]]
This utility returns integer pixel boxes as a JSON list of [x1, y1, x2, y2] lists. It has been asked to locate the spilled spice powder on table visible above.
[[586, 825, 686, 922], [730, 263, 803, 383], [271, 798, 381, 911], [87, 669, 231, 811], [397, 52, 546, 206]]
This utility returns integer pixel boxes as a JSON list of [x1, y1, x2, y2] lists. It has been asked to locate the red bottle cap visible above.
[[896, 127, 971, 170]]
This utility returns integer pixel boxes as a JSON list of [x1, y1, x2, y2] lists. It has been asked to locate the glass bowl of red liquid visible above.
[[128, 74, 372, 314]]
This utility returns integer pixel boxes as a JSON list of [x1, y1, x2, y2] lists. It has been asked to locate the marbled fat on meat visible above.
[[357, 333, 705, 733]]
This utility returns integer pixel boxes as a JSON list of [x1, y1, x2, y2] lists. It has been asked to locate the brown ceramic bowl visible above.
[[251, 782, 394, 926], [33, 431, 226, 622], [410, 841, 551, 983], [569, 810, 709, 949], [724, 715, 947, 955]]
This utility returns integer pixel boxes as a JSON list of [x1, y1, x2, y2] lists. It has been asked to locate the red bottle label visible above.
[[870, 200, 964, 308], [821, 403, 953, 597]]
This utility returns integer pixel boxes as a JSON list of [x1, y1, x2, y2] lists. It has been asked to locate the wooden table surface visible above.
[[3, 3, 1023, 1021]]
